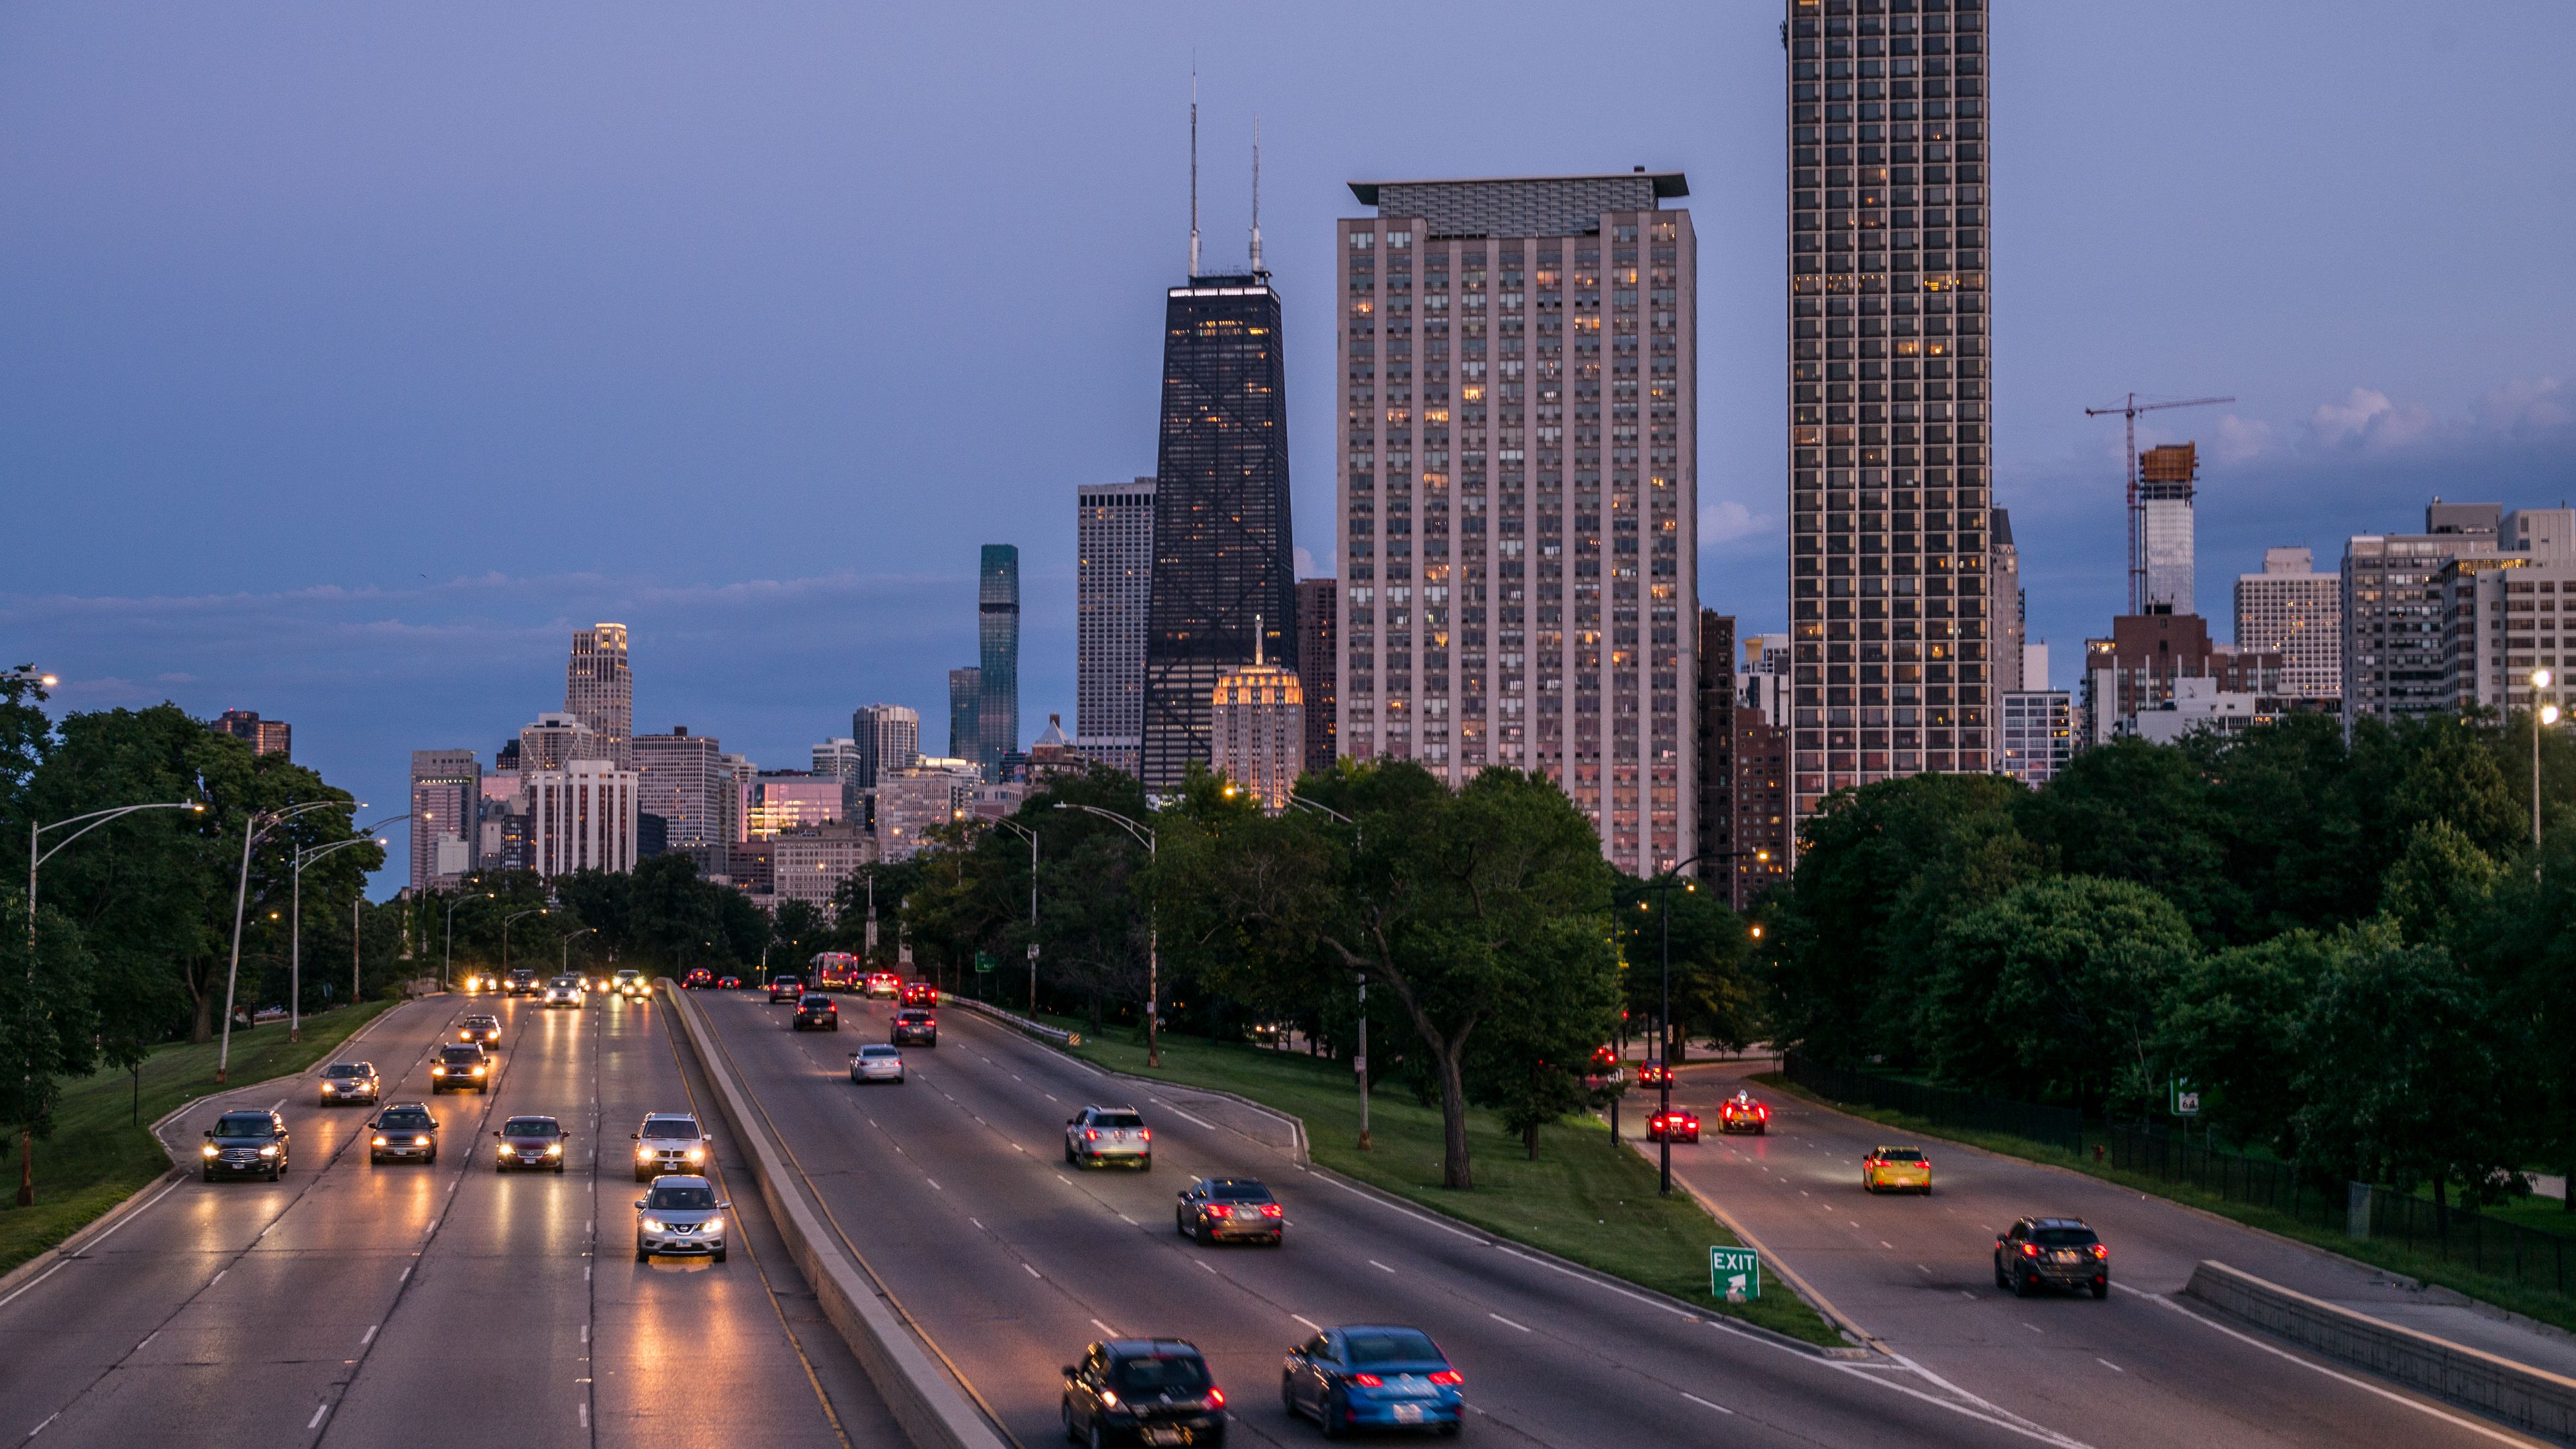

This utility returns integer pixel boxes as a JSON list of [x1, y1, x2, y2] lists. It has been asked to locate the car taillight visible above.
[[1757, 1106, 1768, 1118], [1205, 1387, 1225, 1409], [1350, 1373, 1383, 1387], [1205, 1203, 1232, 1218], [1085, 1129, 1099, 1142], [1140, 1128, 1151, 1141], [1428, 1370, 1462, 1386], [1259, 1203, 1283, 1218], [2019, 1242, 2039, 1257], [2090, 1244, 2108, 1259]]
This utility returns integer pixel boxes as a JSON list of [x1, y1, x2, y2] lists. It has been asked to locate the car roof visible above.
[[1083, 1104, 1140, 1114], [857, 1044, 900, 1054], [1099, 1338, 1201, 1358], [380, 1100, 432, 1113], [645, 1173, 712, 1189], [1872, 1144, 1923, 1152], [2032, 1216, 2089, 1229], [642, 1114, 700, 1126], [502, 1116, 561, 1130], [325, 1061, 374, 1071]]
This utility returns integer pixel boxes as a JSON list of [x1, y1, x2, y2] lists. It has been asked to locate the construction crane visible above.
[[2086, 392, 2233, 614]]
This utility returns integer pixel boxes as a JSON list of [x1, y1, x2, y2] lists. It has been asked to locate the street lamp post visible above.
[[1289, 793, 1371, 1150], [288, 816, 402, 1041], [1056, 802, 1160, 1067], [998, 819, 1040, 1013], [442, 888, 493, 992], [219, 800, 347, 1085], [2538, 669, 2561, 883], [560, 926, 597, 974], [502, 908, 548, 978], [1640, 853, 1710, 1197], [21, 797, 204, 1205]]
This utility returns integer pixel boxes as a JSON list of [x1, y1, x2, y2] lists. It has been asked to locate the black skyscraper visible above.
[[1140, 272, 1296, 791]]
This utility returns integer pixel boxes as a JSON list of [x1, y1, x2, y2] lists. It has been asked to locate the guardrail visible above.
[[2185, 1259, 2576, 1442], [945, 996, 1079, 1046], [661, 981, 1013, 1449], [1782, 1053, 2084, 1156]]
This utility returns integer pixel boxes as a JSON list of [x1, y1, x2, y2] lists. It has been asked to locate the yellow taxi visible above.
[[1862, 1145, 1932, 1195]]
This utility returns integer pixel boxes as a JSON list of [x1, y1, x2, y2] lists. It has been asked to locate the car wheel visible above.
[[1088, 1418, 1108, 1449], [1320, 1389, 1346, 1439], [1138, 1155, 1152, 1173], [2091, 1280, 2109, 1300], [203, 1169, 216, 1182], [1993, 1254, 2008, 1289], [555, 1162, 566, 1175], [714, 1247, 727, 1263], [1065, 1141, 1077, 1164], [1438, 1419, 1461, 1438], [636, 1240, 649, 1263], [1064, 1400, 1081, 1444], [2010, 1267, 2030, 1297], [268, 1168, 280, 1181], [496, 1161, 507, 1173], [1756, 1124, 1766, 1135], [1281, 1375, 1299, 1417]]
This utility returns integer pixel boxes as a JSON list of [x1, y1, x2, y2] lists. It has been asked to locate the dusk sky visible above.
[[6, 2, 2572, 892]]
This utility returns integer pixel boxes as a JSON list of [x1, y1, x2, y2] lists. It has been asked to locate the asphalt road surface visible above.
[[688, 986, 2114, 1449], [1631, 1060, 2546, 1449], [0, 987, 896, 1449]]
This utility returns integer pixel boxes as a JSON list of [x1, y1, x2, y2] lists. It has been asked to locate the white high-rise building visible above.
[[408, 749, 480, 892], [2139, 444, 2198, 616], [849, 704, 921, 789], [1077, 478, 1157, 776], [566, 623, 633, 768], [529, 758, 639, 877], [2234, 547, 2341, 701], [518, 712, 599, 774], [634, 727, 724, 857], [1339, 172, 1698, 873]]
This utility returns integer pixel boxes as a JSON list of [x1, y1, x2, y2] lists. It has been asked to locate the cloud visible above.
[[1699, 499, 1769, 544], [1294, 545, 1320, 578], [2307, 386, 2440, 452], [2213, 413, 2277, 464], [2477, 376, 2569, 436]]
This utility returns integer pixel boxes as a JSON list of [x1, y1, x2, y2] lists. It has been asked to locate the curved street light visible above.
[[501, 907, 549, 979], [559, 926, 597, 974], [288, 813, 406, 1042], [995, 818, 1041, 1014], [441, 886, 495, 992], [2538, 669, 2561, 883], [219, 799, 350, 1085], [1055, 802, 1161, 1067], [1288, 792, 1371, 1150]]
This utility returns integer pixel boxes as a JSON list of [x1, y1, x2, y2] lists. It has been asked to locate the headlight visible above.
[[684, 1148, 704, 1163], [202, 1144, 219, 1157], [321, 1083, 336, 1092], [259, 1144, 279, 1157], [641, 1218, 664, 1232], [709, 1216, 725, 1236], [498, 1144, 516, 1155], [472, 1066, 486, 1075], [545, 1143, 562, 1155], [1099, 1391, 1121, 1409], [637, 1146, 654, 1159], [372, 1135, 388, 1146], [415, 1136, 431, 1146], [431, 1067, 445, 1076]]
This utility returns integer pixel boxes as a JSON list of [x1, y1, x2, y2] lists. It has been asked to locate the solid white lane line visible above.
[[209, 1269, 225, 1286], [29, 1411, 59, 1436], [1488, 1313, 1529, 1333], [1092, 1318, 1120, 1337], [2096, 1358, 2122, 1373], [1116, 1214, 1136, 1225], [360, 1324, 376, 1345], [0, 1260, 68, 1313], [308, 1403, 329, 1429], [1292, 1314, 1322, 1332], [1024, 1265, 1042, 1279], [1681, 1391, 1735, 1415], [1368, 1259, 1396, 1273]]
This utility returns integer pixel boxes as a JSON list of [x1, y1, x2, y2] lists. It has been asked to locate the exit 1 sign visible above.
[[1711, 1246, 1762, 1302]]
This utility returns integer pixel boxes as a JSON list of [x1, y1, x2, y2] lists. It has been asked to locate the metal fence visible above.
[[2103, 1124, 2341, 1232], [1782, 1053, 2084, 1155], [2363, 1186, 2576, 1299]]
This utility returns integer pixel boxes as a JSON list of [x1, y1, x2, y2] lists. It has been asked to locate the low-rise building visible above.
[[2081, 612, 2284, 747]]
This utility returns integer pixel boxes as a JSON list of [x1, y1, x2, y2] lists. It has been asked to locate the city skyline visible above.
[[9, 2, 2573, 891]]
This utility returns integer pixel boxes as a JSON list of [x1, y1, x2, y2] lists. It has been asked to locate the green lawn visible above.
[[0, 999, 395, 1277], [1034, 1016, 1844, 1347], [1754, 1073, 2576, 1337]]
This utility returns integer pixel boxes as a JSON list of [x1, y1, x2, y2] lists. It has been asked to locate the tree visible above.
[[2017, 738, 2240, 947], [2155, 929, 2343, 1155], [2292, 941, 2519, 1217], [1, 892, 97, 1203], [1614, 873, 1762, 1062], [1928, 875, 2194, 1113], [2377, 820, 2503, 947]]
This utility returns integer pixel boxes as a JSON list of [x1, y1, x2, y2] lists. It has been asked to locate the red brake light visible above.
[[1205, 1387, 1224, 1409], [1140, 1128, 1151, 1141], [2019, 1242, 2040, 1257], [2090, 1244, 2108, 1259], [1350, 1373, 1383, 1387], [1205, 1203, 1232, 1218], [1428, 1370, 1463, 1386], [1085, 1129, 1099, 1141], [1259, 1203, 1283, 1218]]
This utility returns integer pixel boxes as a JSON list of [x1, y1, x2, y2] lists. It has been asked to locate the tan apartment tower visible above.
[[566, 624, 633, 768], [1210, 624, 1307, 812], [1338, 171, 1698, 875], [1785, 0, 1992, 821]]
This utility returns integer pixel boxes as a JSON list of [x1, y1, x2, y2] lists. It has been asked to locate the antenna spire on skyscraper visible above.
[[1249, 117, 1263, 276], [1188, 68, 1201, 278]]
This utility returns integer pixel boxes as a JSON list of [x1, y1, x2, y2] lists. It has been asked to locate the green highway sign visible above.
[[974, 951, 997, 974], [1711, 1246, 1762, 1302]]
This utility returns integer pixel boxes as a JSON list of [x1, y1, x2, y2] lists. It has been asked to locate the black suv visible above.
[[891, 1008, 937, 1047], [1996, 1216, 2109, 1299], [1062, 1340, 1226, 1448], [505, 968, 541, 997], [768, 975, 804, 1004], [431, 1042, 492, 1093], [201, 1110, 290, 1181], [792, 993, 839, 1032], [370, 1104, 440, 1165], [1176, 1177, 1283, 1246]]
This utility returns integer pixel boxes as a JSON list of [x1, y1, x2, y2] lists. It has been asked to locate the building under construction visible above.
[[2139, 442, 2198, 615]]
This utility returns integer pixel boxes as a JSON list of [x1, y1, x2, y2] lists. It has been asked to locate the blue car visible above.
[[1282, 1325, 1463, 1436]]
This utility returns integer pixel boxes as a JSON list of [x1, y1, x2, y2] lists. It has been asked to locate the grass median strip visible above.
[[1029, 1015, 1843, 1347], [1, 999, 394, 1277], [1752, 1071, 2576, 1338]]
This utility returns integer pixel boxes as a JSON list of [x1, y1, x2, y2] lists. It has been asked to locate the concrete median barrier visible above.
[[663, 981, 1012, 1449], [2184, 1258, 2576, 1442]]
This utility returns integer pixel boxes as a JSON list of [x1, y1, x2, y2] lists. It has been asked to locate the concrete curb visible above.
[[663, 981, 1013, 1449], [2185, 1259, 2576, 1442], [0, 997, 416, 1303]]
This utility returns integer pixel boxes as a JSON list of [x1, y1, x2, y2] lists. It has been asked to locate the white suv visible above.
[[1065, 1106, 1152, 1171], [632, 1113, 709, 1182]]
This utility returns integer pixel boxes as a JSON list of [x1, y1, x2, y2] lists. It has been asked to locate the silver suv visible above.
[[317, 1061, 380, 1106], [1065, 1106, 1152, 1171], [634, 1175, 729, 1262], [632, 1113, 709, 1182]]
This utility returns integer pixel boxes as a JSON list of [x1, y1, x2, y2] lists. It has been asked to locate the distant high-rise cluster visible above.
[[409, 625, 639, 890], [2339, 502, 2576, 727], [1784, 0, 1994, 822]]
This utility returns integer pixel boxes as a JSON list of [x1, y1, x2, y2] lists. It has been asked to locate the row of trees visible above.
[[1, 676, 392, 1198], [1766, 711, 2576, 1212]]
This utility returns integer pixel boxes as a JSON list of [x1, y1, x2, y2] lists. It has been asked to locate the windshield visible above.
[[802, 996, 833, 1006], [1209, 1181, 1271, 1201], [860, 1046, 898, 1058], [214, 1114, 274, 1136], [323, 1064, 368, 1078], [380, 1111, 433, 1130], [1876, 1148, 1924, 1162], [1345, 1330, 1442, 1366], [503, 1119, 560, 1137], [647, 1185, 716, 1210], [641, 1119, 698, 1140], [440, 1048, 481, 1063], [1093, 1113, 1144, 1130], [1108, 1355, 1210, 1393], [2033, 1227, 2099, 1247]]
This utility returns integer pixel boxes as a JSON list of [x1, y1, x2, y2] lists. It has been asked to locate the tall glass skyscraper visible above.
[[1785, 0, 1992, 822], [977, 544, 1020, 777], [947, 667, 981, 761], [1141, 270, 1297, 792]]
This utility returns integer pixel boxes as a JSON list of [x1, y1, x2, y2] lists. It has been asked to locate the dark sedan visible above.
[[369, 1104, 440, 1165], [1996, 1216, 2110, 1299], [1063, 1339, 1225, 1448], [1175, 1177, 1284, 1246], [201, 1110, 290, 1181], [891, 1008, 937, 1046], [493, 1115, 569, 1173], [1283, 1325, 1463, 1436]]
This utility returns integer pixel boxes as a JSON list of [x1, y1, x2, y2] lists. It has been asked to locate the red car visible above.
[[1717, 1091, 1770, 1135], [1646, 1110, 1701, 1143], [682, 968, 714, 990], [900, 981, 938, 1007], [1635, 1061, 1673, 1088]]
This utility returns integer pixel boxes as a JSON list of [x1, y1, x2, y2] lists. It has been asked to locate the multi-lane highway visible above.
[[0, 987, 895, 1449], [1627, 1061, 2554, 1449]]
